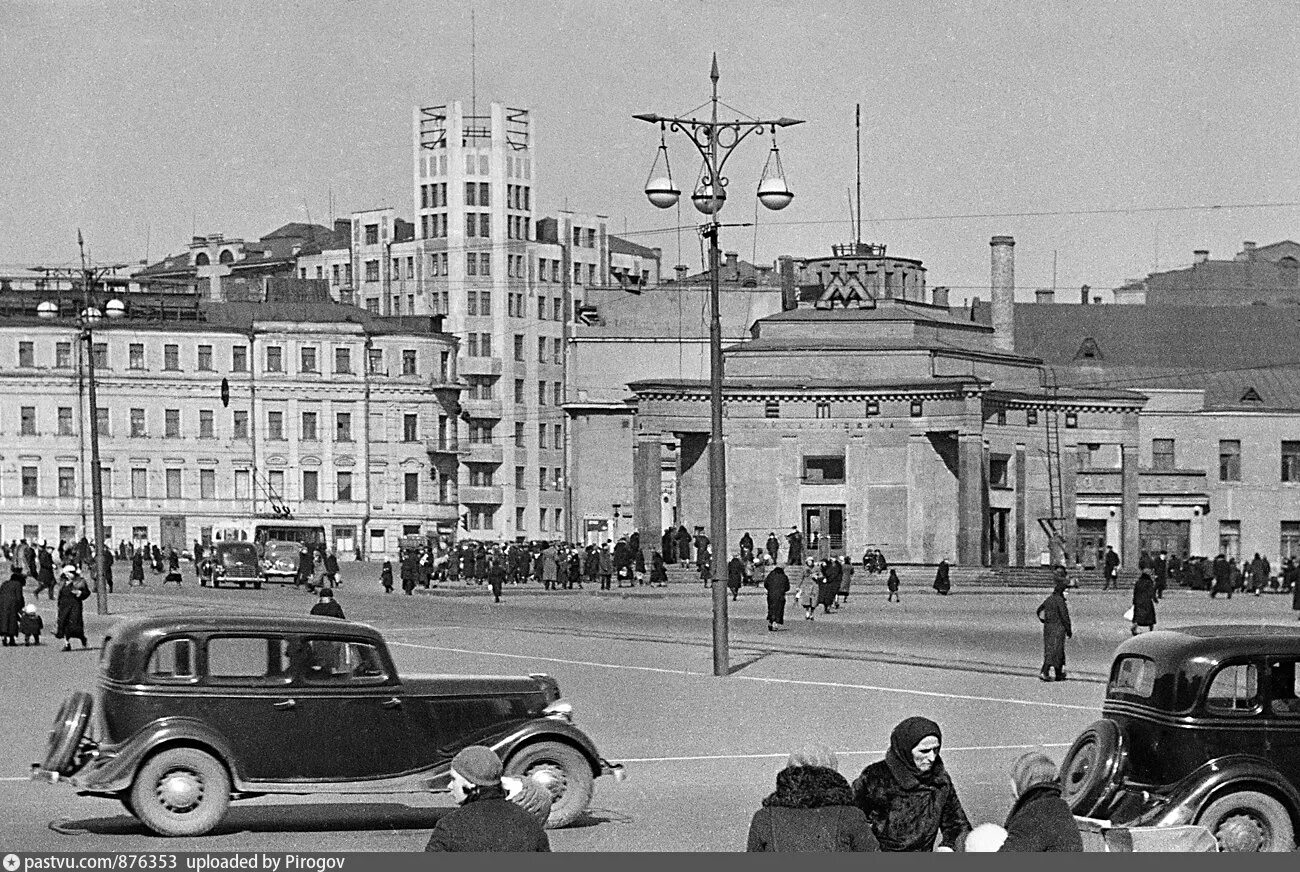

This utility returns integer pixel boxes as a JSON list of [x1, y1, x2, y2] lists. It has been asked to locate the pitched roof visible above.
[[261, 222, 332, 242], [608, 234, 658, 259]]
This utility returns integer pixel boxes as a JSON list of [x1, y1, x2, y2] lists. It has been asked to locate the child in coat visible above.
[[19, 604, 43, 645], [381, 561, 394, 593], [887, 569, 901, 603]]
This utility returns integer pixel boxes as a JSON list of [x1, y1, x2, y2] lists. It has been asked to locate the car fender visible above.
[[72, 717, 241, 795], [487, 717, 608, 779], [1144, 755, 1300, 828]]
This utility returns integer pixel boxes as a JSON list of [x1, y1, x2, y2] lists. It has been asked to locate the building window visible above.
[[57, 406, 73, 436], [1219, 520, 1241, 560], [265, 346, 283, 373], [365, 260, 379, 282], [129, 343, 145, 369], [18, 341, 34, 367], [538, 381, 547, 406], [96, 407, 109, 436], [164, 408, 181, 438], [865, 398, 880, 417], [335, 347, 352, 373], [337, 472, 353, 502], [553, 382, 562, 405], [554, 423, 562, 448], [267, 411, 284, 441], [21, 466, 37, 497], [301, 411, 318, 441], [402, 349, 417, 375], [131, 467, 148, 498], [515, 421, 525, 447], [267, 470, 284, 500], [368, 347, 384, 375], [232, 345, 248, 372], [538, 424, 548, 449], [130, 408, 146, 437], [336, 412, 353, 442], [1152, 439, 1176, 471], [1064, 411, 1078, 429], [469, 422, 494, 444], [99, 467, 111, 497], [1026, 408, 1038, 425], [302, 471, 319, 502], [200, 468, 216, 499], [403, 414, 418, 442], [199, 410, 214, 438], [365, 223, 379, 245], [815, 401, 831, 419], [515, 466, 525, 490], [232, 410, 248, 440], [553, 338, 563, 365], [404, 472, 420, 502], [92, 342, 107, 368], [803, 456, 845, 484], [234, 469, 250, 500], [1219, 439, 1242, 482], [1284, 442, 1300, 483], [1282, 522, 1300, 562], [515, 507, 526, 530], [58, 467, 75, 498], [537, 466, 547, 490], [514, 379, 525, 404], [910, 399, 924, 418], [300, 346, 318, 373], [164, 344, 179, 371], [995, 408, 1007, 426], [165, 468, 181, 499], [18, 406, 36, 435], [990, 455, 1010, 488], [56, 342, 71, 368], [765, 400, 780, 419], [197, 345, 213, 371]]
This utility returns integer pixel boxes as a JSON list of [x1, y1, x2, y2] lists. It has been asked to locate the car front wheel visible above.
[[504, 741, 593, 829], [129, 748, 231, 837], [1197, 790, 1295, 852]]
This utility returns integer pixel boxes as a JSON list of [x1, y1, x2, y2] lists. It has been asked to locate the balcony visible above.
[[460, 398, 503, 420], [459, 485, 504, 504], [459, 357, 503, 377], [464, 442, 504, 464], [425, 437, 463, 456]]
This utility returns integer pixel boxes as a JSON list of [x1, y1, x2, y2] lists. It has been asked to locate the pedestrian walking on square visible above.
[[400, 550, 418, 595], [765, 565, 790, 631], [0, 565, 25, 646], [34, 546, 57, 600], [933, 559, 951, 596], [766, 532, 780, 565], [727, 555, 744, 601], [739, 532, 754, 565], [487, 558, 506, 604], [54, 567, 89, 651], [380, 560, 394, 593], [598, 543, 614, 591], [1101, 545, 1120, 591], [747, 744, 878, 852], [887, 569, 901, 603], [820, 558, 842, 613], [838, 556, 853, 605], [130, 549, 145, 587], [662, 527, 677, 564], [1152, 549, 1169, 601], [323, 550, 340, 588], [786, 527, 804, 566], [997, 752, 1083, 852], [19, 603, 43, 646], [1036, 580, 1072, 681], [1210, 553, 1231, 598], [675, 525, 692, 564], [1130, 571, 1157, 635], [295, 545, 313, 590], [1250, 553, 1270, 596], [650, 550, 667, 587], [796, 558, 819, 620], [851, 716, 971, 852]]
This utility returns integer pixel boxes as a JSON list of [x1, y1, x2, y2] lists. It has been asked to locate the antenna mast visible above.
[[470, 4, 477, 120], [855, 103, 862, 249]]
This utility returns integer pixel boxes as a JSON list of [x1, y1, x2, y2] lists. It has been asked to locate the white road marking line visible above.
[[0, 777, 28, 782], [613, 744, 1072, 764], [388, 641, 1096, 711]]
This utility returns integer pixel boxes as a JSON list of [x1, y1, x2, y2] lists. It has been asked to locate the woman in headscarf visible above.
[[851, 716, 970, 852], [764, 564, 790, 632], [1036, 579, 1072, 682], [933, 559, 951, 595], [998, 751, 1083, 852], [747, 744, 878, 852], [1131, 571, 1157, 636]]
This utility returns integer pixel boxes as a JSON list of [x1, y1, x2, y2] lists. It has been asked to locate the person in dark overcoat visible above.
[[887, 569, 901, 603], [380, 561, 394, 593], [1131, 571, 1157, 635], [764, 565, 790, 631], [487, 557, 506, 603], [650, 550, 667, 587], [55, 569, 90, 651], [998, 752, 1083, 852], [851, 716, 970, 852], [1151, 550, 1169, 600], [739, 532, 754, 564], [786, 528, 803, 565], [130, 549, 145, 587], [1211, 553, 1231, 598], [661, 527, 676, 564], [820, 558, 842, 613], [424, 746, 550, 852], [34, 547, 57, 600], [0, 566, 26, 645], [933, 559, 951, 595], [1036, 580, 1072, 681], [747, 745, 878, 852], [727, 555, 744, 601], [675, 525, 692, 564], [309, 588, 345, 619], [765, 532, 780, 564], [838, 556, 853, 604]]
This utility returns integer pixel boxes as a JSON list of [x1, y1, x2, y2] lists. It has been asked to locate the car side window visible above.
[[1267, 659, 1300, 717], [303, 640, 389, 683], [206, 636, 291, 683], [147, 638, 195, 680], [1206, 662, 1261, 713]]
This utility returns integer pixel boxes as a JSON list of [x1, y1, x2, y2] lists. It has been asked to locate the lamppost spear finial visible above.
[[711, 52, 718, 84]]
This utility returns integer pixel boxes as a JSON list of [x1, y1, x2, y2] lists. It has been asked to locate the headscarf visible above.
[[884, 716, 943, 788], [1053, 579, 1069, 595], [1010, 750, 1058, 797]]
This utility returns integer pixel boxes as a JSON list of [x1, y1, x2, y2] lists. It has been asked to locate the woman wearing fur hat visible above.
[[851, 716, 970, 851], [424, 745, 550, 852], [998, 752, 1083, 852], [747, 744, 878, 852]]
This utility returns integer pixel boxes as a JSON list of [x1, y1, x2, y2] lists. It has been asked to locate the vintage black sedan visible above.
[[1060, 625, 1300, 851], [33, 614, 624, 837], [199, 542, 262, 589]]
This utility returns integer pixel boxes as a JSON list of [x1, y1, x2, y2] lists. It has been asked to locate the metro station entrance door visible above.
[[803, 505, 845, 560]]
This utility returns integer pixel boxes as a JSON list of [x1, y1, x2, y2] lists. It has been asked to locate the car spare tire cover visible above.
[[1060, 718, 1125, 816], [44, 691, 93, 776]]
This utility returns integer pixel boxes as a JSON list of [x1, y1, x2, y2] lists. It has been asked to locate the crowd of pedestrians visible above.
[[0, 539, 95, 651]]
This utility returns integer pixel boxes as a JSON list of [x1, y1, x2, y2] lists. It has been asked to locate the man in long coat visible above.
[[764, 565, 790, 631], [1036, 580, 1072, 681], [675, 526, 692, 564], [34, 546, 57, 599], [0, 566, 25, 645], [786, 528, 803, 566], [765, 532, 780, 564], [661, 528, 676, 564], [55, 569, 90, 650], [1210, 553, 1231, 598]]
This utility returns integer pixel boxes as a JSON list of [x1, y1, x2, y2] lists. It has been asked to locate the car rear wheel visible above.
[[504, 741, 593, 829], [129, 748, 231, 837], [43, 692, 93, 776], [1060, 719, 1124, 816], [1196, 790, 1295, 852]]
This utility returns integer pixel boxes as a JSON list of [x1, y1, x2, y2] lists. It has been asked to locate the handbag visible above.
[[1123, 606, 1135, 622]]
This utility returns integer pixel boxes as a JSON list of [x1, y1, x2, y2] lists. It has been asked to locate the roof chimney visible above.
[[1193, 249, 1209, 265], [932, 286, 949, 308], [1093, 295, 1103, 305], [1035, 289, 1055, 304], [725, 251, 739, 277], [1241, 241, 1257, 261], [1080, 284, 1090, 305], [674, 264, 688, 282], [989, 235, 1015, 351], [778, 255, 797, 311]]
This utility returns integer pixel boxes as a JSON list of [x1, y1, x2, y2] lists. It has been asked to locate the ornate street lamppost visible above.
[[635, 55, 802, 676], [37, 234, 126, 615]]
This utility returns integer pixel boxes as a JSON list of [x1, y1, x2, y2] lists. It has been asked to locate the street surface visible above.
[[2, 563, 1296, 851]]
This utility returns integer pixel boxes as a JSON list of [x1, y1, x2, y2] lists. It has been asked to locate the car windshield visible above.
[[265, 543, 299, 561], [221, 547, 256, 567]]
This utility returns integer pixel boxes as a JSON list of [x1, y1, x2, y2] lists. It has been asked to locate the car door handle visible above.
[[381, 697, 402, 709], [272, 698, 296, 710]]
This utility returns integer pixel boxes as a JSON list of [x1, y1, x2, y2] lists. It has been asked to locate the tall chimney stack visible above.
[[1193, 249, 1209, 265], [778, 255, 797, 311], [990, 235, 1015, 351], [931, 286, 949, 308]]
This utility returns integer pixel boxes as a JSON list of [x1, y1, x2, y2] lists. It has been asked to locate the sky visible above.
[[2, 0, 1298, 302]]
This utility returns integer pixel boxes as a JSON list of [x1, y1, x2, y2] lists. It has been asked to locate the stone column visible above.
[[1121, 443, 1140, 569], [1014, 443, 1027, 566], [956, 433, 986, 565], [632, 435, 662, 563]]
